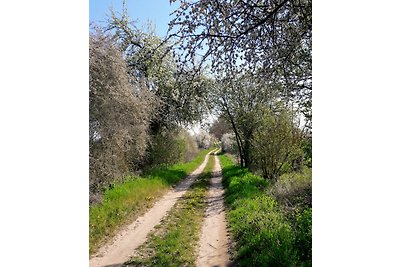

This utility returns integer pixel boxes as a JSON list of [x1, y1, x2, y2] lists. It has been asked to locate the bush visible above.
[[271, 169, 312, 265], [146, 128, 198, 167], [269, 167, 312, 212], [294, 208, 312, 265], [195, 130, 212, 149], [251, 107, 304, 181], [221, 133, 235, 153], [89, 31, 158, 204], [302, 135, 312, 168], [181, 130, 199, 162]]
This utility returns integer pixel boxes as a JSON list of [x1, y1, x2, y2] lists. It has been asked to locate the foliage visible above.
[[167, 0, 312, 169], [209, 116, 231, 140], [181, 130, 199, 162], [146, 128, 198, 167], [294, 208, 312, 265], [220, 154, 311, 266], [106, 5, 209, 128], [211, 74, 278, 168], [269, 167, 312, 212], [168, 0, 312, 124], [221, 133, 235, 153], [90, 7, 212, 203], [302, 133, 312, 168], [89, 30, 158, 203], [270, 167, 312, 265], [89, 149, 212, 255], [195, 129, 213, 149], [252, 107, 304, 180], [126, 155, 215, 266]]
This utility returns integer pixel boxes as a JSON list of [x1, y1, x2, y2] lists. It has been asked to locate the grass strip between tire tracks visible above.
[[125, 154, 216, 266]]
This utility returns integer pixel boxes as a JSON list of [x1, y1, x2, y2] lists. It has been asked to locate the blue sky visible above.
[[89, 0, 179, 37]]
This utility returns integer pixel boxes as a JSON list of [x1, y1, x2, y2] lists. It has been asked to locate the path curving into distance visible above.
[[89, 148, 219, 267], [196, 151, 230, 267]]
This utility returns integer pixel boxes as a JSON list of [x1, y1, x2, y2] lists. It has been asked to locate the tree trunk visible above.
[[223, 97, 245, 168], [243, 139, 252, 169]]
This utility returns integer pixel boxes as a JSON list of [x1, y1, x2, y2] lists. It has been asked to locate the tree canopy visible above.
[[168, 0, 312, 124], [167, 0, 312, 169], [89, 0, 312, 202]]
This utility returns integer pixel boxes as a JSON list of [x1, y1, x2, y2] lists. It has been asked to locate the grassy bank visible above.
[[219, 154, 312, 266], [126, 155, 215, 266], [89, 148, 214, 255]]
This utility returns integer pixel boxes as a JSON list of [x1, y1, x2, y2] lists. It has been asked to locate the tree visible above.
[[146, 127, 198, 166], [168, 0, 312, 125], [167, 0, 312, 169], [209, 116, 231, 140], [89, 30, 158, 203], [100, 5, 213, 170], [251, 107, 304, 180], [195, 129, 213, 149], [221, 133, 235, 153], [210, 73, 278, 168], [106, 4, 210, 130]]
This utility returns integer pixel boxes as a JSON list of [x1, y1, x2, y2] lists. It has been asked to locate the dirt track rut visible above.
[[196, 153, 230, 267], [89, 150, 217, 267]]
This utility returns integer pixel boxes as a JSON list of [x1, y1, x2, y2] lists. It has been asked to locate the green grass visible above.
[[219, 154, 312, 267], [89, 148, 215, 255], [273, 168, 312, 265], [126, 155, 215, 266]]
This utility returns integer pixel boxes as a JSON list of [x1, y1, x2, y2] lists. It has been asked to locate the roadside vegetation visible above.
[[89, 13, 211, 205], [220, 154, 312, 266], [125, 155, 215, 266], [89, 149, 212, 255], [90, 0, 312, 262]]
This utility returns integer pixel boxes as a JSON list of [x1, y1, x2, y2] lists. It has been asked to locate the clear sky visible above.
[[89, 0, 179, 37]]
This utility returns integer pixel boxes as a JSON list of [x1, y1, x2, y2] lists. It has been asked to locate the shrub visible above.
[[302, 135, 312, 168], [294, 208, 312, 265], [270, 168, 312, 266], [181, 130, 199, 162], [146, 128, 198, 167], [221, 132, 235, 153], [269, 167, 312, 212], [195, 130, 212, 149], [251, 107, 304, 181], [89, 30, 158, 204]]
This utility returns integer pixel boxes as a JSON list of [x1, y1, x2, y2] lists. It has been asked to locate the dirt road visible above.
[[89, 149, 217, 267], [196, 154, 230, 267]]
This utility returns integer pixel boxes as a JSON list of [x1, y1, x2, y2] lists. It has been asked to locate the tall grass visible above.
[[220, 154, 312, 266], [269, 167, 312, 212], [89, 148, 213, 255], [270, 167, 312, 264]]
